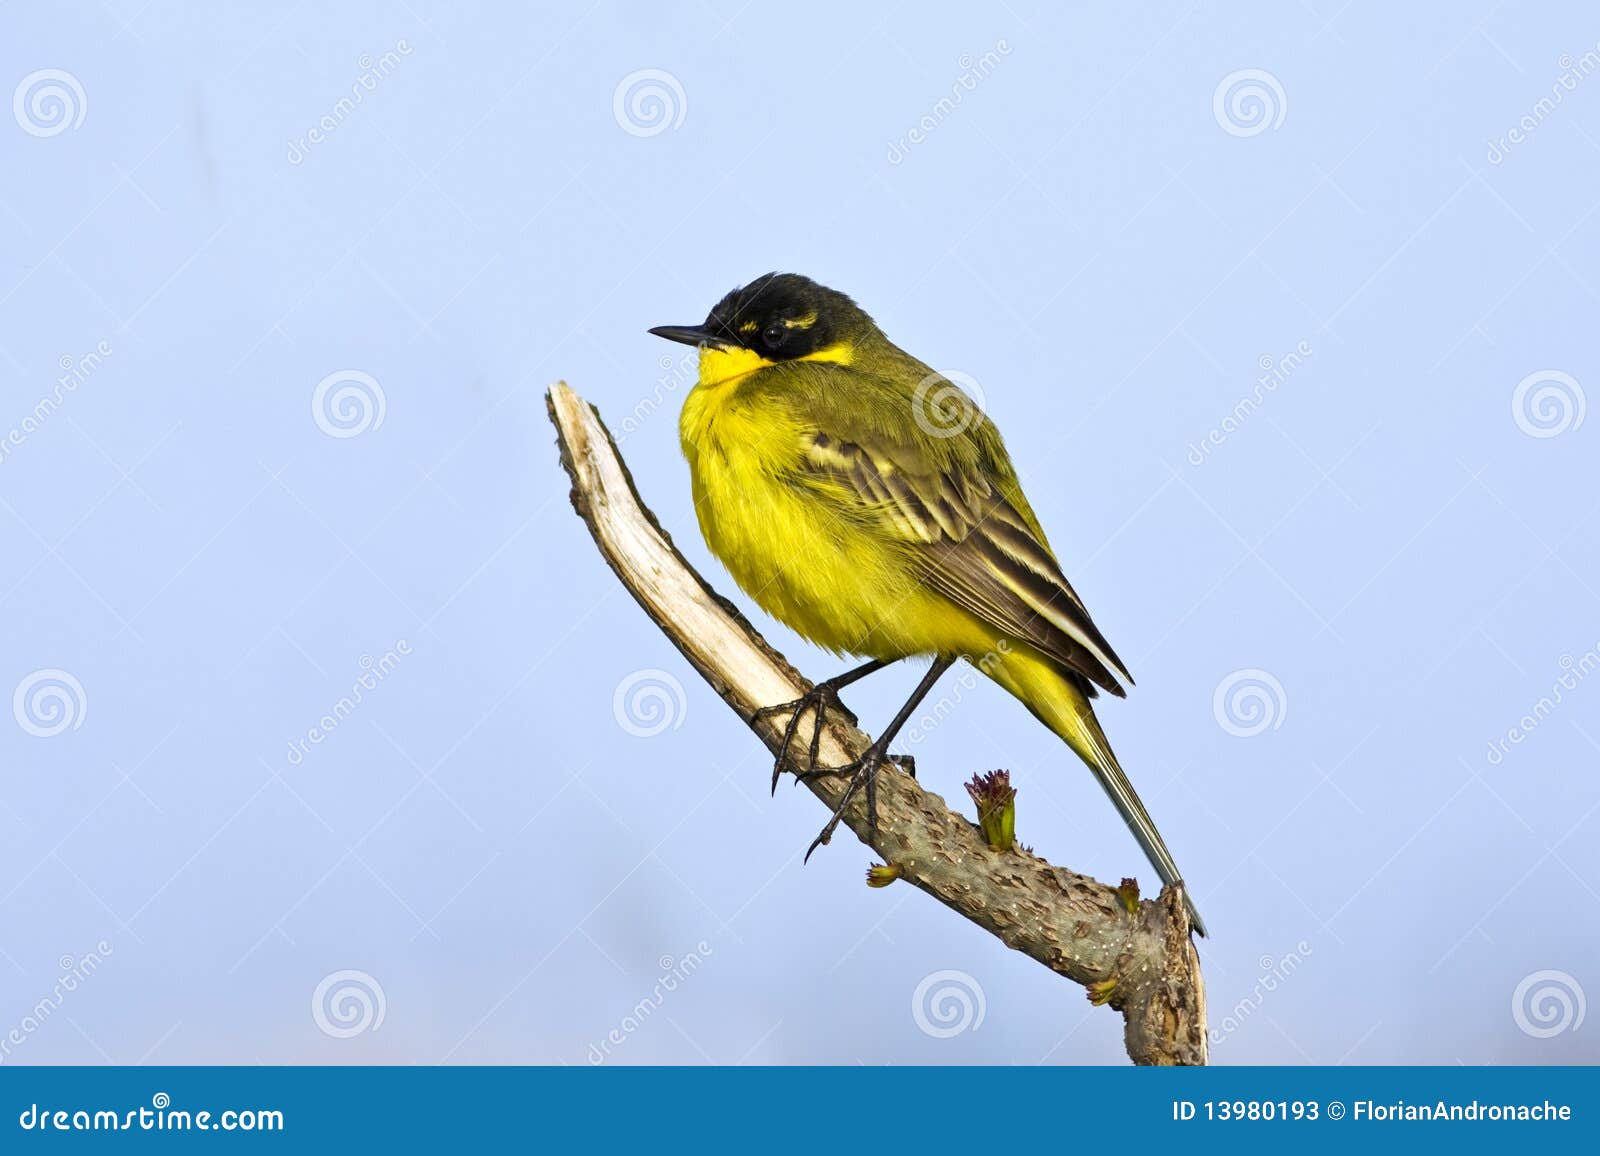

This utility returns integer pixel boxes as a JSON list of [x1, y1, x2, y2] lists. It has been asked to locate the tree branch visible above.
[[546, 381, 1208, 1066]]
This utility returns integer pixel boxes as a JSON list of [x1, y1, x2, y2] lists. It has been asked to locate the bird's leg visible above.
[[753, 658, 894, 794], [805, 656, 956, 861]]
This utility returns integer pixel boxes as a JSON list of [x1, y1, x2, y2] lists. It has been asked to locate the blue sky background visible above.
[[1, 1, 1597, 1065]]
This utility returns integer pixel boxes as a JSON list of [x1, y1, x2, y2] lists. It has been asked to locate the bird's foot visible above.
[[804, 739, 902, 861], [753, 679, 861, 794], [791, 751, 914, 784]]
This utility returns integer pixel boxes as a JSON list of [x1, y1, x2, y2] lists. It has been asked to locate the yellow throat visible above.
[[696, 340, 856, 389]]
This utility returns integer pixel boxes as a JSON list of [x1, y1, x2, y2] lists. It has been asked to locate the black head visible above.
[[649, 273, 871, 361]]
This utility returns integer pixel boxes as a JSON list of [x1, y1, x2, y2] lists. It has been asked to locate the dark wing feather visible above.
[[797, 432, 1133, 696]]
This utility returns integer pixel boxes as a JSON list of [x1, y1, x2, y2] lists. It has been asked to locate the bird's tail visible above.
[[985, 649, 1208, 936]]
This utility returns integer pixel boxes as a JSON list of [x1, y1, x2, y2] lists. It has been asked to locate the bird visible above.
[[650, 272, 1206, 936]]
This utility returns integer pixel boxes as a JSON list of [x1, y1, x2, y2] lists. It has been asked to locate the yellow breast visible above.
[[679, 371, 815, 625], [678, 356, 973, 661]]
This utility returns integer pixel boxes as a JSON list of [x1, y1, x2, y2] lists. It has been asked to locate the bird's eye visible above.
[[761, 323, 787, 350]]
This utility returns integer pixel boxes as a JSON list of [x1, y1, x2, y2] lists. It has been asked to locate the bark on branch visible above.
[[546, 381, 1208, 1066]]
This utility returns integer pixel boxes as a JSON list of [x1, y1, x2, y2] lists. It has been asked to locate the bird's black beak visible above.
[[648, 324, 726, 349]]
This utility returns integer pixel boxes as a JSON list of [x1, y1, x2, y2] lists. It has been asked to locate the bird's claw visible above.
[[803, 742, 893, 862], [753, 665, 914, 861], [754, 681, 858, 794]]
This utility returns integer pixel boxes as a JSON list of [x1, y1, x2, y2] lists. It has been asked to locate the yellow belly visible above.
[[680, 376, 983, 661]]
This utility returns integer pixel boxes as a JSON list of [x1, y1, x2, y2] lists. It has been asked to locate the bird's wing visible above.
[[793, 425, 1133, 696]]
